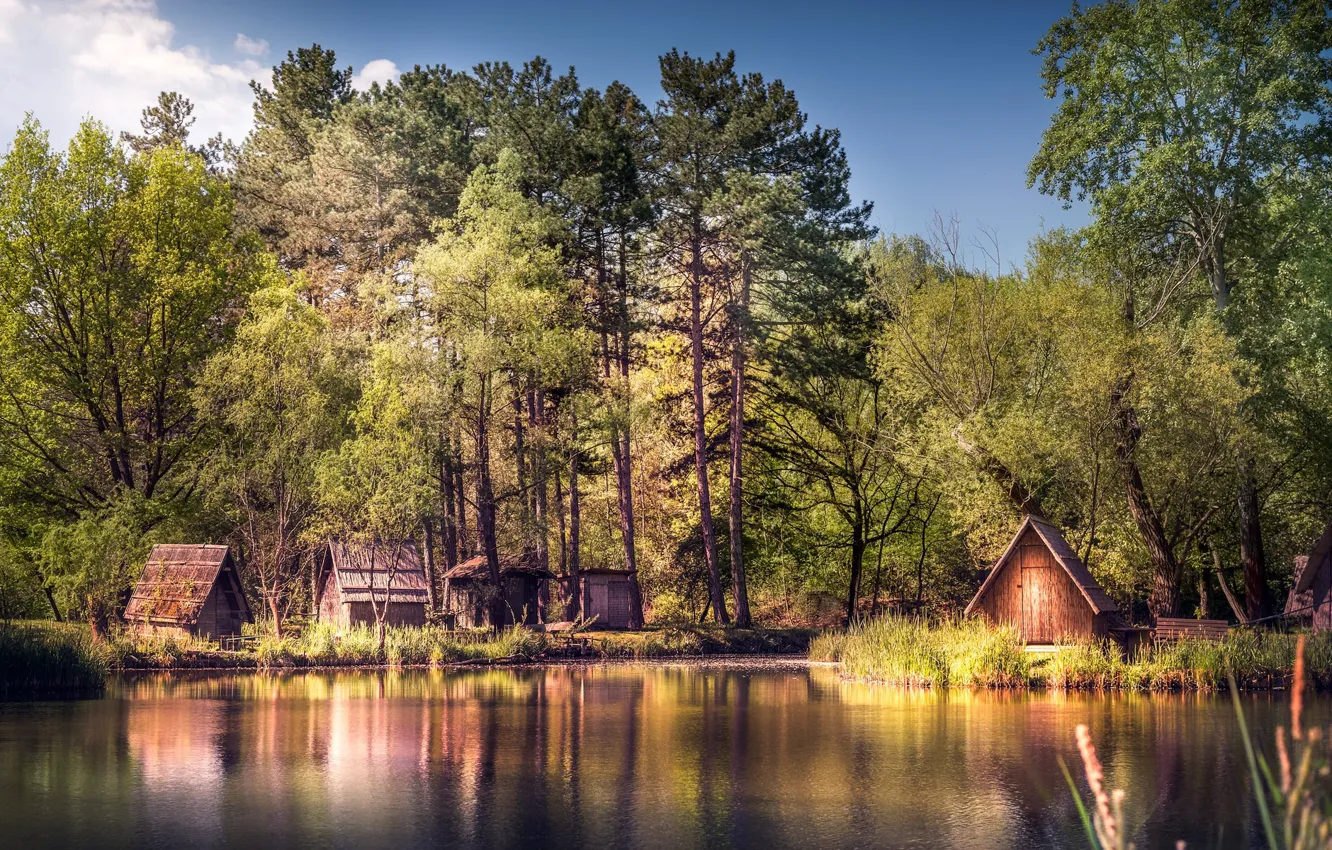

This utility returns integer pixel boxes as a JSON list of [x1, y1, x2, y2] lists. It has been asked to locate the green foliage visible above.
[[0, 117, 259, 515], [39, 495, 155, 634]]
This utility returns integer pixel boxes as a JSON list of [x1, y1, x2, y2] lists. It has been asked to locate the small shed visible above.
[[124, 544, 252, 639], [965, 515, 1120, 643], [443, 553, 554, 628], [1287, 522, 1332, 632], [563, 569, 634, 629], [315, 539, 429, 629]]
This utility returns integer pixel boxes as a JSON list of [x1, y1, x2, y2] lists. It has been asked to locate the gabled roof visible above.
[[1295, 521, 1332, 594], [444, 552, 555, 581], [125, 544, 243, 626], [965, 515, 1118, 616], [325, 539, 429, 604]]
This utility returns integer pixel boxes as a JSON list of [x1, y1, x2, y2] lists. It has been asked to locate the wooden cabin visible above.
[[1286, 522, 1332, 632], [965, 515, 1120, 644], [124, 544, 252, 639], [443, 553, 554, 628], [314, 539, 429, 629], [563, 569, 634, 629]]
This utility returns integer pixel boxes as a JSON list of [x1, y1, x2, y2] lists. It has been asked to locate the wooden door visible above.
[[607, 581, 630, 629], [589, 580, 608, 623], [1021, 565, 1055, 643]]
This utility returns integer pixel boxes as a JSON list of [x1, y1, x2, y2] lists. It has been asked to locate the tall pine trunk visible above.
[[531, 389, 550, 573], [477, 377, 503, 630], [568, 408, 582, 621], [728, 251, 751, 627], [689, 223, 728, 625], [613, 236, 643, 627]]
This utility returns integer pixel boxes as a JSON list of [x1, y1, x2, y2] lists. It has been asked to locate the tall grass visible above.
[[816, 617, 1332, 690], [0, 621, 109, 696], [811, 617, 1031, 687], [244, 622, 549, 668]]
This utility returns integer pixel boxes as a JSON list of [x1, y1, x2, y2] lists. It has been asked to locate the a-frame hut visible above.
[[965, 515, 1119, 643], [443, 553, 554, 628], [124, 544, 252, 639], [1286, 521, 1332, 632], [314, 539, 429, 629]]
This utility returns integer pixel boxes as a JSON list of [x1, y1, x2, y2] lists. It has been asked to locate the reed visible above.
[[0, 621, 109, 696], [813, 616, 1031, 687], [818, 618, 1332, 690]]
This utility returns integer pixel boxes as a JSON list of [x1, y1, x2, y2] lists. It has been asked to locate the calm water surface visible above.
[[0, 660, 1316, 849]]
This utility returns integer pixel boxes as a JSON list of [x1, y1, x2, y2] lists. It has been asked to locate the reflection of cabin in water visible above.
[[563, 569, 634, 629], [124, 544, 252, 638], [1286, 522, 1332, 632], [315, 539, 429, 629], [966, 515, 1120, 644], [443, 554, 554, 628]]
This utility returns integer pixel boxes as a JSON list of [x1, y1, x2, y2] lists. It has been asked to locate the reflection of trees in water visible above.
[[4, 667, 1329, 848]]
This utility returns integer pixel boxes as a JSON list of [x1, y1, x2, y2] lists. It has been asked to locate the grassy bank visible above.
[[108, 622, 812, 670], [0, 622, 109, 696], [584, 625, 813, 658], [811, 617, 1332, 690]]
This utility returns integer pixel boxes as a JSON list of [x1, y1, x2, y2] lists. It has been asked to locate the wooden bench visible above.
[[1153, 617, 1230, 642]]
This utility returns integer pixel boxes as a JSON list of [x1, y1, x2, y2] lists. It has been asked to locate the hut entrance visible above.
[[1021, 564, 1056, 643]]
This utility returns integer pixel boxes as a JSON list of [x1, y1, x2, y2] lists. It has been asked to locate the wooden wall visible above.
[[1313, 556, 1332, 633], [975, 527, 1102, 643], [343, 601, 427, 628], [581, 574, 631, 629]]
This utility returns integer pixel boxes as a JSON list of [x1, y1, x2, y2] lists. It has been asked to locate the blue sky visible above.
[[2, 0, 1087, 261]]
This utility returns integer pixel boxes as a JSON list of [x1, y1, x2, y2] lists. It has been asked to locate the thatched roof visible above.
[[125, 544, 238, 626], [965, 515, 1119, 617], [444, 552, 555, 582], [325, 539, 429, 604]]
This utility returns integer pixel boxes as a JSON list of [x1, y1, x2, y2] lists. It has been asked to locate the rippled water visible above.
[[0, 660, 1316, 849]]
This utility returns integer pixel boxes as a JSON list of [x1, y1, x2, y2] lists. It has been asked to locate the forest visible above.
[[1, 0, 1330, 638]]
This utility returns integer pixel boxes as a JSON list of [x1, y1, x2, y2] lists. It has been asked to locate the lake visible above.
[[0, 659, 1311, 849]]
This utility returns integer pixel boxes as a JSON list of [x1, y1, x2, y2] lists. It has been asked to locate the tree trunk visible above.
[[269, 595, 284, 638], [728, 251, 752, 627], [478, 378, 504, 631], [614, 235, 643, 628], [1236, 457, 1270, 621], [440, 446, 459, 572], [1110, 373, 1180, 617], [88, 606, 109, 643], [1211, 549, 1248, 624], [844, 516, 866, 626], [421, 518, 438, 615], [453, 438, 469, 558], [689, 222, 728, 625], [511, 384, 529, 551], [532, 389, 550, 573], [568, 409, 582, 621]]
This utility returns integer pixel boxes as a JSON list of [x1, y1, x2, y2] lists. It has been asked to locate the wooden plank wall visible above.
[[979, 527, 1098, 642]]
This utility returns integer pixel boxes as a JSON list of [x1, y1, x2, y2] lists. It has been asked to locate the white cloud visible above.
[[0, 0, 264, 149], [233, 32, 268, 57], [352, 58, 400, 92]]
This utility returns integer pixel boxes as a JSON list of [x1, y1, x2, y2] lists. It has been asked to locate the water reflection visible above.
[[0, 662, 1317, 849]]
